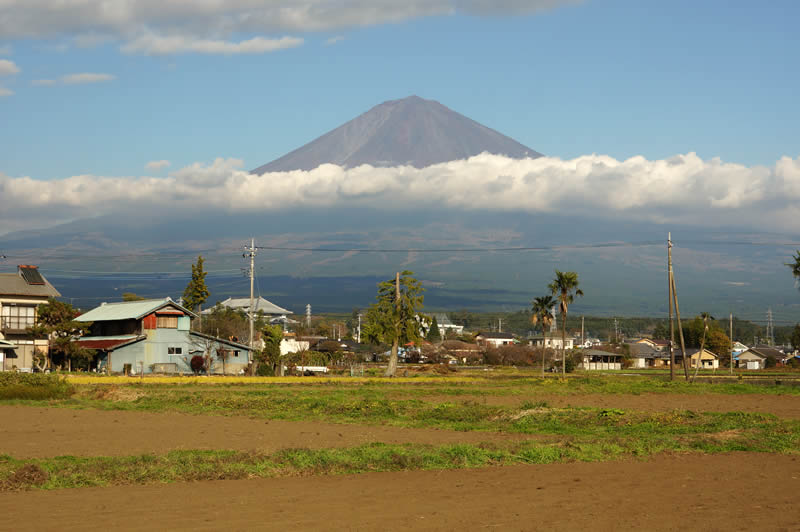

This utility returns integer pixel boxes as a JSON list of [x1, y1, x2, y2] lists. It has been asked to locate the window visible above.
[[1, 305, 35, 330], [156, 316, 178, 329], [234, 350, 239, 358], [167, 347, 182, 355]]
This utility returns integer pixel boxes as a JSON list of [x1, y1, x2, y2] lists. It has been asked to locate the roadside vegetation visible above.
[[1, 409, 797, 491], [0, 373, 73, 400]]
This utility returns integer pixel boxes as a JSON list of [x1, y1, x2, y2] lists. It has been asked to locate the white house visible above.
[[736, 347, 784, 370], [529, 335, 575, 350], [475, 332, 515, 348], [432, 313, 464, 337]]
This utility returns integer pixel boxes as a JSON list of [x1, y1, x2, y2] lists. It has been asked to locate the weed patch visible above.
[[0, 373, 73, 400]]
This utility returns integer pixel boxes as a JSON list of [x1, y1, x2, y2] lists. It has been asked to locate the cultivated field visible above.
[[1, 371, 799, 531]]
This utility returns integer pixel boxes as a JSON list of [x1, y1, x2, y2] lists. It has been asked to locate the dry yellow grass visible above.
[[66, 375, 484, 385]]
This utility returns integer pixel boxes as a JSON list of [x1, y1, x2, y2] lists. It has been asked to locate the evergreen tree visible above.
[[427, 315, 442, 343], [182, 255, 210, 313], [254, 324, 283, 376], [363, 271, 425, 376]]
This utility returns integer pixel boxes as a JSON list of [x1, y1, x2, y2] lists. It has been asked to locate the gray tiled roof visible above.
[[0, 271, 60, 298], [202, 297, 290, 315]]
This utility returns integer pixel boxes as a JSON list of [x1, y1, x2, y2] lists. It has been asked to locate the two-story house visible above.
[[0, 265, 60, 371], [75, 298, 251, 375]]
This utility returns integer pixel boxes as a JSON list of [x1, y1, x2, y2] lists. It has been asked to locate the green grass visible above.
[[2, 414, 797, 492], [0, 373, 74, 400]]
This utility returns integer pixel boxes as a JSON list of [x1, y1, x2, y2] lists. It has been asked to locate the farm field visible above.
[[1, 372, 800, 530]]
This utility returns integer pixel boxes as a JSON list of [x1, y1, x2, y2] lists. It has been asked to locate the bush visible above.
[[0, 372, 74, 400], [190, 355, 205, 374]]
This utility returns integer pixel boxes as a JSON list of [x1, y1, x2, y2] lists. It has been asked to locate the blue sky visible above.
[[1, 0, 798, 180]]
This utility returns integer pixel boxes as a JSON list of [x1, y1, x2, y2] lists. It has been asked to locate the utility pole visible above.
[[581, 316, 585, 347], [668, 232, 675, 381], [671, 266, 689, 381], [357, 313, 362, 344], [498, 318, 503, 333], [243, 238, 257, 352], [729, 312, 734, 375]]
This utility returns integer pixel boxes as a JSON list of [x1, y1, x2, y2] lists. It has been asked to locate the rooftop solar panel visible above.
[[19, 266, 45, 285]]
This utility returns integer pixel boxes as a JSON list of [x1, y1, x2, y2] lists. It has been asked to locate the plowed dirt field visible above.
[[0, 405, 532, 458], [2, 453, 798, 531], [407, 392, 800, 419]]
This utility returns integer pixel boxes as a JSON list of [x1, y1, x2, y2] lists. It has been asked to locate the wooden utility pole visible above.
[[671, 273, 689, 381], [668, 233, 675, 381], [581, 316, 585, 347], [385, 272, 401, 377]]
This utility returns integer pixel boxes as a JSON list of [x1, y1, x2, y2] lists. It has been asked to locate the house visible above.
[[528, 335, 575, 351], [625, 343, 670, 368], [440, 340, 483, 364], [75, 298, 251, 374], [0, 265, 61, 372], [674, 348, 719, 369], [581, 349, 623, 370], [737, 347, 784, 370], [731, 341, 749, 355], [202, 296, 291, 317], [432, 314, 464, 337], [636, 338, 669, 351], [475, 332, 515, 348]]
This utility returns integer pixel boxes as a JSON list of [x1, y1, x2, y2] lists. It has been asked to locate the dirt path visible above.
[[2, 453, 798, 531], [407, 392, 800, 418], [0, 405, 531, 458]]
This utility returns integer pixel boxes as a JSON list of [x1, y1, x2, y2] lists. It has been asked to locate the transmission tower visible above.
[[766, 308, 774, 346]]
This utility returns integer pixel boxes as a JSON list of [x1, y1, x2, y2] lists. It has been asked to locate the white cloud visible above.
[[2, 152, 800, 235], [145, 160, 170, 171], [0, 1, 577, 52], [121, 34, 303, 55], [61, 72, 115, 84], [325, 35, 345, 46], [0, 86, 13, 96], [0, 59, 20, 75], [32, 73, 114, 86]]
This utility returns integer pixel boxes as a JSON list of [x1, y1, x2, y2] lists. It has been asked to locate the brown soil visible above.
[[410, 392, 800, 418], [2, 453, 798, 531], [0, 405, 531, 459]]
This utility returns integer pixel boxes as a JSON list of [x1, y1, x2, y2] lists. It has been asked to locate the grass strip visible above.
[[2, 422, 797, 493]]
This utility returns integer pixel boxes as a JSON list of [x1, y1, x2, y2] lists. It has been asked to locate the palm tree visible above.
[[786, 251, 800, 287], [549, 270, 584, 376], [531, 295, 556, 377]]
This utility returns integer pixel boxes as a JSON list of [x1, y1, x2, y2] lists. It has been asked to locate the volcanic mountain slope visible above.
[[252, 95, 541, 173]]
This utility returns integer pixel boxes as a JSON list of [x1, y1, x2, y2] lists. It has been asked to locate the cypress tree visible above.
[[427, 315, 442, 343], [183, 255, 210, 313]]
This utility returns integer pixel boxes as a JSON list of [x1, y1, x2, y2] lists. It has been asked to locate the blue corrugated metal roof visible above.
[[76, 298, 195, 322]]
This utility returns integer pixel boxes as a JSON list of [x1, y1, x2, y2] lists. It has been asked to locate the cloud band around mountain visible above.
[[1, 152, 799, 235]]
